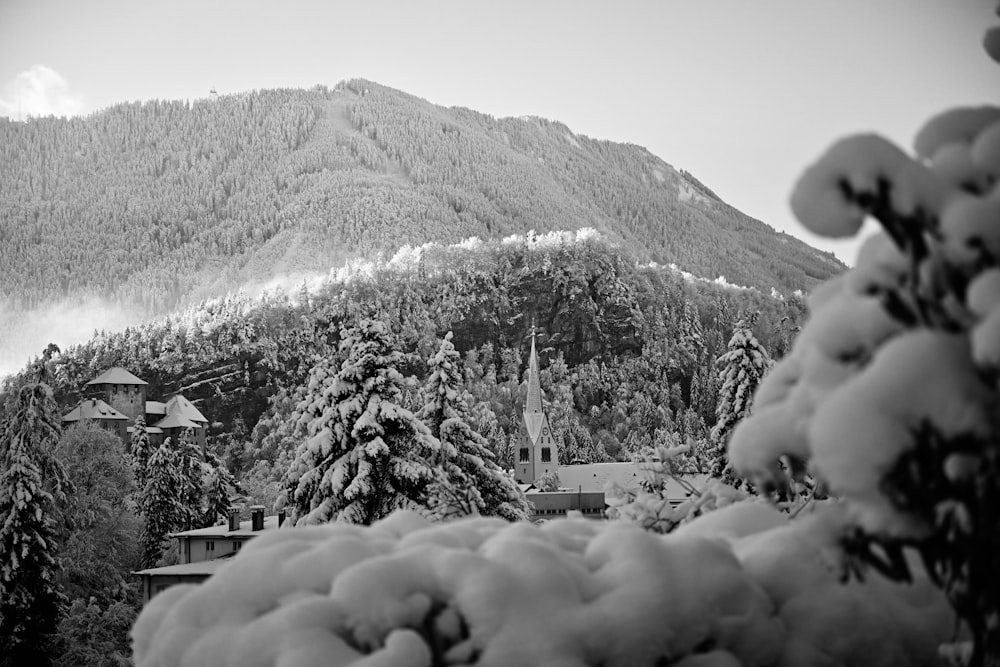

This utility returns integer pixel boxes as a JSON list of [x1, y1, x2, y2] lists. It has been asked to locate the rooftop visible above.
[[133, 555, 235, 577], [153, 413, 201, 430], [557, 463, 709, 499], [164, 394, 208, 424], [62, 398, 129, 422], [86, 367, 147, 386], [127, 425, 164, 435], [145, 401, 167, 415], [170, 515, 281, 538]]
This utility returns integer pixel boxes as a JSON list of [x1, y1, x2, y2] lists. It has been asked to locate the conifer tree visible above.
[[138, 439, 183, 567], [202, 450, 240, 526], [0, 377, 70, 665], [129, 414, 153, 492], [710, 316, 771, 481], [175, 429, 205, 530], [281, 319, 442, 525], [676, 300, 705, 371], [419, 332, 530, 521]]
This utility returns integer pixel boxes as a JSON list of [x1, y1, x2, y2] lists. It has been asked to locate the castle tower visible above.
[[85, 367, 148, 422], [515, 328, 559, 484]]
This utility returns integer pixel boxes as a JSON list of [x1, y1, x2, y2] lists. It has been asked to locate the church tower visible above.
[[515, 328, 559, 484]]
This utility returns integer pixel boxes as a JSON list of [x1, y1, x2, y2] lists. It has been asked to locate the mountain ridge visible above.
[[0, 78, 842, 370]]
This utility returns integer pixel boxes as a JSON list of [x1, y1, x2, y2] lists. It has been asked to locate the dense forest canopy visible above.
[[0, 79, 841, 373], [1, 232, 807, 477]]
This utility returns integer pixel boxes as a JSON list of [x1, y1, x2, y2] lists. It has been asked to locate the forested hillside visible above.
[[1, 232, 806, 482], [0, 79, 840, 352]]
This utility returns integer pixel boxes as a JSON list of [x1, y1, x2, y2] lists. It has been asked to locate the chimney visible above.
[[277, 510, 286, 527], [250, 505, 265, 531], [227, 507, 240, 532]]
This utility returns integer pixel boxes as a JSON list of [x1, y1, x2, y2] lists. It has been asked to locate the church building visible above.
[[515, 329, 559, 485]]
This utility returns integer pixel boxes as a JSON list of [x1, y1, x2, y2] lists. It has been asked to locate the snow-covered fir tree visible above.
[[138, 439, 184, 567], [129, 414, 153, 492], [0, 377, 70, 665], [174, 430, 205, 530], [281, 319, 442, 525], [676, 300, 705, 371], [201, 450, 240, 527], [710, 316, 771, 482], [418, 332, 530, 522]]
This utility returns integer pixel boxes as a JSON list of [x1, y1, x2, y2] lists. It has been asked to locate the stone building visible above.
[[62, 367, 209, 450]]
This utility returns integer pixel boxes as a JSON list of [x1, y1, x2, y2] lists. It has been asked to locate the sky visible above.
[[0, 0, 998, 268]]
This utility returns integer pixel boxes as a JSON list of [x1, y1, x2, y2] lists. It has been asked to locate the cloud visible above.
[[0, 64, 84, 119], [0, 297, 140, 380]]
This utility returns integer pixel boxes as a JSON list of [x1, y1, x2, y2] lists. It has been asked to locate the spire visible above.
[[525, 325, 543, 414]]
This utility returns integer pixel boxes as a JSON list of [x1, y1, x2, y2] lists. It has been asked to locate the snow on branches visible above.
[[418, 332, 530, 522], [709, 316, 771, 483], [131, 506, 952, 667], [280, 319, 441, 525], [728, 28, 1000, 664]]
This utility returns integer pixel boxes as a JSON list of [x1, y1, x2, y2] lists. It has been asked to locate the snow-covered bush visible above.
[[132, 505, 953, 667], [727, 20, 1000, 666]]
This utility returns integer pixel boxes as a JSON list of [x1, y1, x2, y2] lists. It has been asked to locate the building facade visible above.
[[133, 506, 283, 603]]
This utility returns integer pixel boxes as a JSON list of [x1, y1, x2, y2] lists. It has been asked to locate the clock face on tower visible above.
[[542, 427, 549, 436]]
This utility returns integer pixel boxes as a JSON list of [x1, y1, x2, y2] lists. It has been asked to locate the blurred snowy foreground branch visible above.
[[727, 15, 1000, 667], [131, 505, 952, 667]]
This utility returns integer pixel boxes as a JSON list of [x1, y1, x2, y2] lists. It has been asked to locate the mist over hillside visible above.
[[0, 79, 844, 373]]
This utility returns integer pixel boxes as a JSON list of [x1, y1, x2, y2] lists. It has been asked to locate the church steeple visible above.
[[515, 324, 559, 485], [525, 326, 543, 414]]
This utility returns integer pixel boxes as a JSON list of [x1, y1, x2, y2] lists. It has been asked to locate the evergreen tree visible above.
[[0, 378, 70, 666], [676, 300, 705, 371], [281, 319, 441, 525], [202, 450, 240, 526], [175, 429, 205, 530], [129, 414, 153, 492], [138, 439, 183, 567], [709, 316, 771, 482], [681, 407, 711, 474], [419, 332, 530, 522]]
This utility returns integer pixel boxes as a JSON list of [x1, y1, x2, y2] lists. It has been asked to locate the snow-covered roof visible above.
[[165, 394, 208, 423], [558, 463, 708, 499], [86, 367, 147, 386], [154, 413, 200, 430], [127, 425, 164, 434], [170, 515, 281, 538], [145, 400, 167, 415], [133, 556, 234, 577], [62, 398, 129, 422]]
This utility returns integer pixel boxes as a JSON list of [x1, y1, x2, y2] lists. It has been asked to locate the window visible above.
[[234, 541, 242, 552], [519, 447, 529, 463], [206, 541, 215, 553], [541, 447, 551, 463]]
